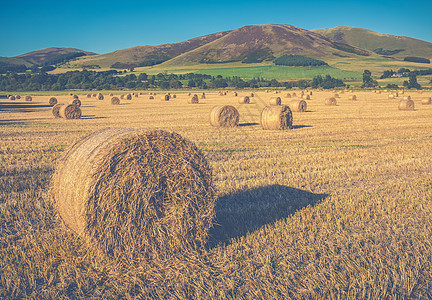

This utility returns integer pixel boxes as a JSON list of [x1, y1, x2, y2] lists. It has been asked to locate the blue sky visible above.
[[1, 0, 431, 57]]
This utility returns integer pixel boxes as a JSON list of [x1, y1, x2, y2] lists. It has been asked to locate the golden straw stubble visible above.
[[51, 128, 215, 260], [260, 105, 293, 130], [210, 105, 239, 127]]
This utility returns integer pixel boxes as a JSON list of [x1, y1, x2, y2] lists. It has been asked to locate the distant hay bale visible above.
[[72, 95, 79, 99], [92, 93, 97, 97], [302, 94, 310, 100], [289, 99, 307, 112], [149, 96, 154, 100], [286, 93, 291, 98], [49, 97, 58, 106], [139, 92, 143, 95], [59, 104, 82, 119], [350, 90, 353, 93], [388, 94, 395, 99], [309, 91, 313, 95], [120, 94, 125, 99], [399, 99, 414, 111], [72, 99, 81, 107], [394, 92, 399, 97], [200, 94, 206, 99], [421, 97, 431, 105], [8, 95, 16, 101], [96, 93, 104, 100], [69, 93, 73, 96], [250, 93, 254, 97], [340, 90, 345, 94], [25, 95, 32, 102], [52, 104, 64, 118], [87, 94, 92, 98], [260, 105, 293, 130], [209, 105, 239, 127], [126, 94, 132, 100], [172, 94, 176, 98], [403, 96, 411, 100], [232, 92, 238, 96], [349, 95, 357, 100], [188, 95, 199, 104], [376, 90, 381, 94], [134, 93, 139, 98], [111, 97, 120, 105], [15, 95, 21, 99], [51, 128, 215, 259], [334, 93, 339, 98], [239, 96, 250, 104], [109, 93, 113, 97], [161, 94, 170, 101], [325, 97, 337, 106], [218, 91, 223, 96], [292, 92, 297, 97], [269, 97, 281, 106]]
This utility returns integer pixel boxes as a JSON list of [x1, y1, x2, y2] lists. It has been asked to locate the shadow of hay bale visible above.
[[207, 185, 328, 247]]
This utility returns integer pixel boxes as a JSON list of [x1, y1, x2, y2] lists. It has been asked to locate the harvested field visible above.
[[1, 90, 432, 298]]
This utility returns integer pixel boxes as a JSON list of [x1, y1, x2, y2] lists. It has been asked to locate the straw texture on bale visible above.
[[270, 97, 281, 106], [8, 95, 15, 101], [49, 97, 58, 106], [72, 99, 81, 107], [188, 95, 199, 104], [25, 95, 32, 101], [403, 96, 411, 101], [398, 99, 414, 110], [239, 96, 250, 104], [92, 93, 97, 97], [289, 99, 307, 112], [87, 94, 91, 98], [260, 105, 293, 130], [51, 128, 215, 259], [52, 104, 64, 118], [161, 94, 170, 101], [209, 105, 239, 127], [16, 95, 21, 99], [111, 97, 120, 105], [421, 97, 431, 105], [349, 95, 357, 100], [59, 104, 82, 119], [97, 93, 104, 100], [126, 94, 132, 100], [325, 97, 337, 106]]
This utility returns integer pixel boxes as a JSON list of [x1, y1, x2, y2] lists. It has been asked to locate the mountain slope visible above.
[[15, 47, 96, 65], [313, 26, 432, 59], [162, 24, 373, 66], [70, 31, 232, 69]]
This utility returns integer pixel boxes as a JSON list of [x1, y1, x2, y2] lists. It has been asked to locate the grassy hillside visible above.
[[314, 26, 432, 60], [15, 47, 96, 65]]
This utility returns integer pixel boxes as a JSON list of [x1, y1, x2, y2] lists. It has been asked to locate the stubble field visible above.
[[1, 89, 432, 298]]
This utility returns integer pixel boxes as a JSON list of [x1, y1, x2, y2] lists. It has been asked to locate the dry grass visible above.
[[1, 90, 432, 298]]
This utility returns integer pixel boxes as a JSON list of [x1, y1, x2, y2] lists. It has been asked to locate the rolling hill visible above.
[[313, 26, 432, 60]]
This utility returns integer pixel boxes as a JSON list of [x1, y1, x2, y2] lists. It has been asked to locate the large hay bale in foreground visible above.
[[270, 97, 281, 106], [188, 95, 199, 104], [49, 97, 58, 106], [349, 95, 357, 100], [210, 105, 239, 127], [289, 99, 307, 112], [51, 128, 215, 259], [72, 99, 81, 107], [325, 97, 337, 106], [421, 97, 431, 105], [111, 97, 120, 105], [52, 104, 64, 118], [59, 104, 82, 119], [260, 105, 293, 130], [239, 96, 250, 104], [25, 95, 32, 102], [399, 99, 414, 110]]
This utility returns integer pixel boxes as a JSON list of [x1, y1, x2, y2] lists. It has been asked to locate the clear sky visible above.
[[1, 0, 431, 57]]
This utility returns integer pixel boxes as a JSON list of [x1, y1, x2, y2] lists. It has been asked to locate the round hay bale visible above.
[[134, 93, 139, 98], [25, 95, 32, 102], [69, 93, 73, 96], [87, 94, 92, 98], [421, 97, 431, 105], [260, 105, 293, 130], [340, 90, 345, 94], [109, 93, 113, 97], [51, 128, 215, 259], [302, 94, 310, 100], [349, 95, 357, 100], [399, 99, 414, 111], [209, 105, 239, 127], [92, 93, 97, 97], [292, 92, 297, 97], [72, 99, 81, 107], [394, 92, 399, 97], [161, 94, 170, 101], [286, 93, 291, 98], [403, 95, 411, 101], [388, 94, 395, 99], [325, 97, 337, 106], [59, 104, 82, 119], [49, 97, 58, 106], [250, 93, 254, 97], [8, 95, 16, 101], [239, 96, 250, 104], [149, 96, 154, 100], [289, 99, 307, 112], [188, 95, 199, 104], [15, 95, 21, 99], [376, 90, 381, 94], [172, 94, 176, 98], [111, 97, 120, 105], [72, 95, 79, 99], [120, 94, 125, 99], [232, 92, 238, 97], [97, 93, 104, 100], [188, 92, 192, 96], [269, 97, 281, 106], [334, 93, 339, 98], [126, 94, 132, 100], [52, 104, 64, 118], [200, 94, 206, 99]]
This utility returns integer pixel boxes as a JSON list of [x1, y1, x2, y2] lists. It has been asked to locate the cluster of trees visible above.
[[403, 73, 421, 89], [274, 55, 328, 66], [362, 70, 378, 88], [0, 62, 28, 74], [43, 52, 87, 66], [0, 69, 349, 91], [404, 57, 430, 64]]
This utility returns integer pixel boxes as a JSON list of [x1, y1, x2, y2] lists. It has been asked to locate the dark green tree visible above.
[[362, 70, 377, 87]]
